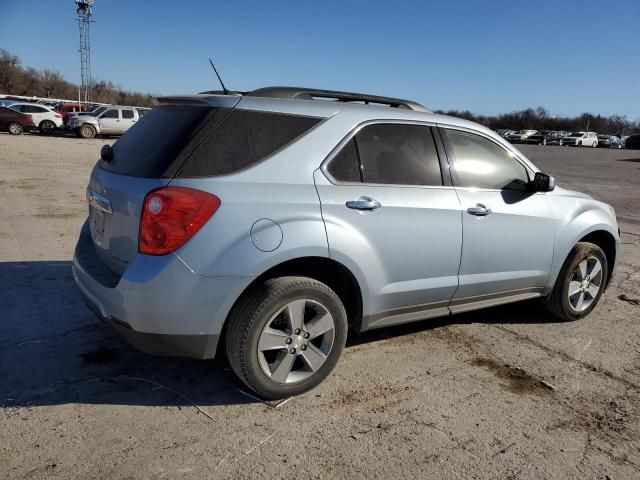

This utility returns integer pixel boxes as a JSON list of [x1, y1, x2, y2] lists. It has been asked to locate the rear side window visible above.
[[358, 124, 443, 186], [122, 109, 134, 119], [177, 110, 322, 177]]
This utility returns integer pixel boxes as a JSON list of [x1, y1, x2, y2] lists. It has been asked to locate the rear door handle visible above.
[[346, 196, 381, 211], [467, 203, 492, 216]]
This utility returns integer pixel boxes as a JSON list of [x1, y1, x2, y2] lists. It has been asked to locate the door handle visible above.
[[467, 203, 492, 216], [346, 196, 381, 211]]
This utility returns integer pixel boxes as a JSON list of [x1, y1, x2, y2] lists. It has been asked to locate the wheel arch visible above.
[[578, 229, 617, 287], [218, 256, 364, 354]]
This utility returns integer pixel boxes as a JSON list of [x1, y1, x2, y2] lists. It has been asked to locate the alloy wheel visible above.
[[257, 299, 335, 384], [567, 256, 603, 312]]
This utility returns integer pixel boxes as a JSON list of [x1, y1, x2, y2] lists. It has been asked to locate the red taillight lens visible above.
[[139, 187, 220, 255]]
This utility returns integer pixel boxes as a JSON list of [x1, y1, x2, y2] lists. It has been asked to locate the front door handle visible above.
[[467, 203, 492, 216], [346, 196, 381, 211]]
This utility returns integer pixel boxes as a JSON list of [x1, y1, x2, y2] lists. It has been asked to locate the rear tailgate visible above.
[[85, 95, 240, 276]]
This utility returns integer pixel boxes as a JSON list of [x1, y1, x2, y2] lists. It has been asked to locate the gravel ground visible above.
[[1, 133, 639, 479]]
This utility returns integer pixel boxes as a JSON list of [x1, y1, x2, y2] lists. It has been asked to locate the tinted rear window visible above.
[[99, 105, 216, 177], [177, 110, 322, 177]]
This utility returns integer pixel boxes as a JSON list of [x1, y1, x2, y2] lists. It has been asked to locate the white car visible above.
[[8, 102, 63, 133], [563, 132, 598, 147]]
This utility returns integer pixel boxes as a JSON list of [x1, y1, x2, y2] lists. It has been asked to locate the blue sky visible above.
[[1, 0, 638, 118]]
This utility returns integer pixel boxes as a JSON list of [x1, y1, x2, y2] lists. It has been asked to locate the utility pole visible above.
[[75, 0, 95, 105]]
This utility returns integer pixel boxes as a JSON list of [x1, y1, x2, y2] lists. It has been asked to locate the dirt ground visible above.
[[1, 133, 639, 479]]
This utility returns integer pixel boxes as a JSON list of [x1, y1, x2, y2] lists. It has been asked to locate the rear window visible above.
[[100, 105, 215, 177], [100, 106, 322, 178]]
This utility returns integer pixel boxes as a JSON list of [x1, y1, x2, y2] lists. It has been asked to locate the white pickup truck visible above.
[[68, 106, 149, 138]]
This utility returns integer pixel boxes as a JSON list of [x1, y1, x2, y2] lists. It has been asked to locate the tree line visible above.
[[1, 49, 638, 135], [0, 50, 153, 107], [433, 106, 640, 137]]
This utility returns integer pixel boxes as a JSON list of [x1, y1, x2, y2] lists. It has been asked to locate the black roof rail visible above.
[[246, 87, 429, 112]]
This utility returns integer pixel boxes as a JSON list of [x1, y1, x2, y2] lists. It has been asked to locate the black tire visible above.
[[39, 120, 56, 134], [226, 276, 348, 399], [79, 124, 97, 139], [8, 122, 23, 135], [542, 242, 608, 322], [577, 141, 582, 147]]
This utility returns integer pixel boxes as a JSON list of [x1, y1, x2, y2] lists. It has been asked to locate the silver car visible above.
[[73, 87, 620, 399], [69, 106, 140, 138]]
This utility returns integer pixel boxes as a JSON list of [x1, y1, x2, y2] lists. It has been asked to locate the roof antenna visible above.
[[208, 58, 230, 95]]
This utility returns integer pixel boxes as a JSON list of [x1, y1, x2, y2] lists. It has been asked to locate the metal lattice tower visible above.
[[76, 0, 94, 104]]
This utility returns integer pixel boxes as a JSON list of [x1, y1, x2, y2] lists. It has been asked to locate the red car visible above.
[[0, 106, 35, 135]]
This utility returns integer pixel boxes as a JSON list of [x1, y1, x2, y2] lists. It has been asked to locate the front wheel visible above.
[[592, 141, 597, 148], [8, 122, 23, 135], [226, 276, 348, 399], [542, 138, 547, 146], [559, 139, 564, 146], [577, 141, 582, 147], [79, 124, 97, 139], [542, 242, 608, 321]]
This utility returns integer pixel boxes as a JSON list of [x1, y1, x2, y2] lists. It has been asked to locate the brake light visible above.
[[139, 187, 220, 255]]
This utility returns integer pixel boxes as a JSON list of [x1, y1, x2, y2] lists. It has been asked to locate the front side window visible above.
[[102, 109, 119, 119], [445, 129, 530, 191]]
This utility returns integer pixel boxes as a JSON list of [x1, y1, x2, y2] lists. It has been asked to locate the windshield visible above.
[[568, 133, 582, 137]]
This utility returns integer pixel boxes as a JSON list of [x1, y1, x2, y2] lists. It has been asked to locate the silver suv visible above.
[[69, 106, 141, 138], [73, 87, 620, 399]]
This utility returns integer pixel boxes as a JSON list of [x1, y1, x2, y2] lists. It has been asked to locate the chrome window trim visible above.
[[320, 118, 450, 189]]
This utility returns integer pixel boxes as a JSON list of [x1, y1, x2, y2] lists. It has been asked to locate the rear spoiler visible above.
[[154, 95, 241, 109]]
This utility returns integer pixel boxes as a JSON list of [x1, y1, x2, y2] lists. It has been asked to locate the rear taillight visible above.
[[139, 187, 220, 255]]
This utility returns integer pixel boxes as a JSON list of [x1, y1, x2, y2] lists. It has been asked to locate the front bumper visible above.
[[72, 221, 253, 359]]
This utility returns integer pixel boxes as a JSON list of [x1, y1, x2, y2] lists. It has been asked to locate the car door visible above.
[[315, 122, 463, 330], [99, 109, 120, 133], [119, 109, 137, 134], [440, 127, 555, 313]]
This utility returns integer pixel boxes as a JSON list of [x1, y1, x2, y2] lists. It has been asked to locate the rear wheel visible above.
[[559, 139, 564, 146], [542, 138, 547, 146], [8, 122, 23, 135], [226, 276, 348, 399], [79, 124, 96, 139], [542, 242, 608, 321], [592, 141, 597, 148], [577, 141, 582, 147], [39, 120, 56, 134]]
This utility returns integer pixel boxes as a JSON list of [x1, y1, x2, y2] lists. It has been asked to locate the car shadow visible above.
[[616, 157, 640, 162], [0, 260, 554, 410]]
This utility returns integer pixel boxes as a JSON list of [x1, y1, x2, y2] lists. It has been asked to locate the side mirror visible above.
[[531, 172, 555, 192], [100, 144, 114, 163]]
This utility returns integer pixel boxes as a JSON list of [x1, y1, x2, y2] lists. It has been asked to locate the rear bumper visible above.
[[72, 220, 254, 359]]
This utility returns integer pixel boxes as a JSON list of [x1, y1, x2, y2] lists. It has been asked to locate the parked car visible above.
[[507, 129, 537, 143], [68, 106, 140, 138], [73, 86, 620, 399], [524, 130, 565, 146], [8, 102, 63, 133], [0, 106, 36, 135], [563, 132, 598, 147], [625, 134, 640, 150], [64, 105, 110, 127], [596, 135, 623, 149]]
